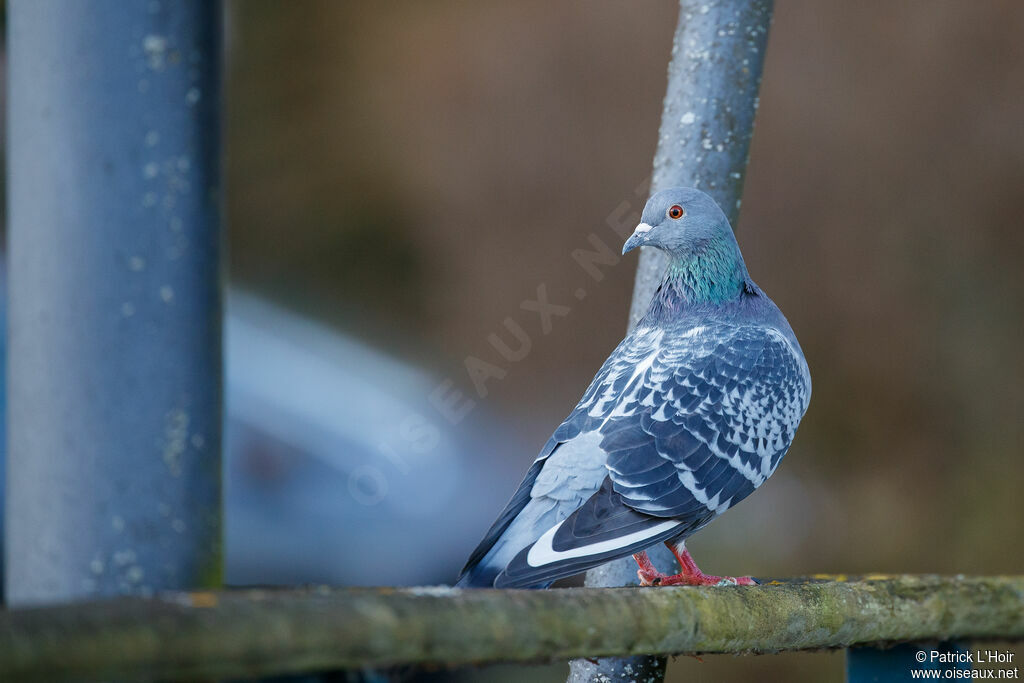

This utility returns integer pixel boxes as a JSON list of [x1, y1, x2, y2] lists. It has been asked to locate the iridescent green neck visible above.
[[657, 237, 747, 308]]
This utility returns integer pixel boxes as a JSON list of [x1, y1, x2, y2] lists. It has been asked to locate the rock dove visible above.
[[456, 187, 811, 589]]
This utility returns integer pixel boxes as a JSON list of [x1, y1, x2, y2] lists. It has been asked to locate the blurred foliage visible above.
[[226, 5, 430, 350]]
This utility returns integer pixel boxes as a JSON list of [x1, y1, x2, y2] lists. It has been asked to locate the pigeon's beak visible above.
[[622, 223, 654, 255]]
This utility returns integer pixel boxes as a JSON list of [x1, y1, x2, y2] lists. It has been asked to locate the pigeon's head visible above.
[[622, 187, 736, 257]]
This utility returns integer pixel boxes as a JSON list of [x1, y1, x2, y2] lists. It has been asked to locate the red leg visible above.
[[631, 544, 757, 586], [632, 551, 662, 586]]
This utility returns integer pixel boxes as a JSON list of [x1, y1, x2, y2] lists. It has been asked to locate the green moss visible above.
[[2, 576, 1022, 680]]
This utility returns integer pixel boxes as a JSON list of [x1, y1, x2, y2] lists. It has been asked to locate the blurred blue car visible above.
[[225, 291, 525, 587]]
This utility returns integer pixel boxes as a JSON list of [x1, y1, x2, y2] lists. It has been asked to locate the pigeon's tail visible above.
[[494, 477, 687, 588], [456, 563, 552, 589], [454, 520, 558, 589], [455, 489, 564, 589], [454, 562, 501, 588]]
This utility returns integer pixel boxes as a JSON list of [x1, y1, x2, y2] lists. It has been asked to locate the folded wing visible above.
[[495, 324, 810, 588]]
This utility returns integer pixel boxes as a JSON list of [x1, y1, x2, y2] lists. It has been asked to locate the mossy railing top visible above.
[[0, 575, 1021, 682]]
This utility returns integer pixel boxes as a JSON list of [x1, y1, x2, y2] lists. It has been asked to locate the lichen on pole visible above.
[[6, 0, 224, 605], [0, 576, 1022, 681], [570, 1, 774, 681]]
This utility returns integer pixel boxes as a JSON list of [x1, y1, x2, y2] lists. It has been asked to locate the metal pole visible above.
[[569, 1, 773, 680], [1, 576, 1021, 680], [6, 0, 223, 606]]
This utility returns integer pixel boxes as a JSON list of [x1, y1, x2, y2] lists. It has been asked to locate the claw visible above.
[[631, 545, 758, 587]]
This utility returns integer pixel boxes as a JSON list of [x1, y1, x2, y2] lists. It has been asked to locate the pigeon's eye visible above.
[[667, 205, 685, 219]]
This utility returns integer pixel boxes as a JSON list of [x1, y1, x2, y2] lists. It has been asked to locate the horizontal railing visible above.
[[0, 575, 1021, 681]]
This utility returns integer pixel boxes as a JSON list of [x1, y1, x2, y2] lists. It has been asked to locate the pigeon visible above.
[[456, 187, 811, 589]]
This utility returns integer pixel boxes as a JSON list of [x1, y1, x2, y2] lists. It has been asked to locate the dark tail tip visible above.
[[454, 565, 499, 589]]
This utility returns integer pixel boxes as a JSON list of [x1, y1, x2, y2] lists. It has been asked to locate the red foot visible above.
[[632, 544, 757, 587]]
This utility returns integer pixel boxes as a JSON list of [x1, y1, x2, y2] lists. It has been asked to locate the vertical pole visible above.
[[628, 0, 774, 328], [6, 0, 223, 606], [568, 1, 773, 681]]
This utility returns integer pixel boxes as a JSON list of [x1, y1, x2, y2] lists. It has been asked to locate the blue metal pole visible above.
[[6, 0, 223, 605], [628, 0, 774, 329], [569, 1, 773, 681]]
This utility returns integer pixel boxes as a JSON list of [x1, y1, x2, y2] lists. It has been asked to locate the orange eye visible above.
[[667, 204, 685, 219]]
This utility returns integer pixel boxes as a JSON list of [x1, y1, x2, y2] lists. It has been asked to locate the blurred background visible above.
[[3, 1, 1024, 681]]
